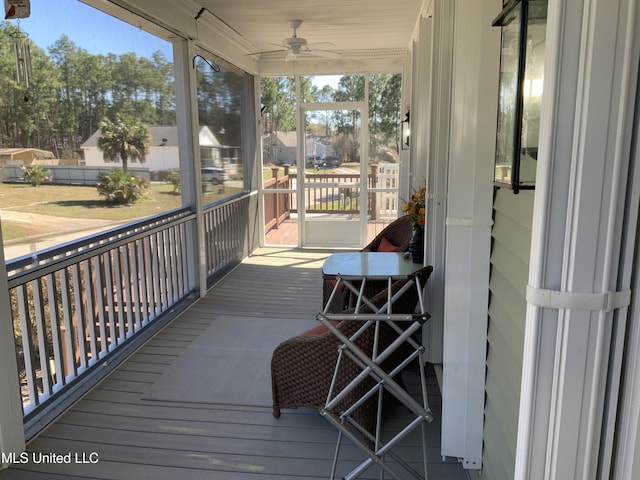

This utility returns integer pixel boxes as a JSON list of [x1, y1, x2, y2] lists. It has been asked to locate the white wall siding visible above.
[[483, 189, 534, 480], [440, 0, 500, 468]]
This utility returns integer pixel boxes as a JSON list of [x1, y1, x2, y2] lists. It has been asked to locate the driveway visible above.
[[0, 209, 122, 261]]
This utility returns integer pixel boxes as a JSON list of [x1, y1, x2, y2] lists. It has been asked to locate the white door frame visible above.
[[297, 101, 369, 248]]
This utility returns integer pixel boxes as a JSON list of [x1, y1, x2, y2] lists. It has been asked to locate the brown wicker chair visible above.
[[362, 215, 414, 253], [322, 216, 416, 312], [271, 265, 433, 436]]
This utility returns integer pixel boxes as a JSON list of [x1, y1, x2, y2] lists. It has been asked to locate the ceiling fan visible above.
[[248, 20, 341, 61]]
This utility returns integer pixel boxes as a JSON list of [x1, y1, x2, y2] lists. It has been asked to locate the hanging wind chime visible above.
[[5, 1, 32, 100], [10, 26, 31, 88]]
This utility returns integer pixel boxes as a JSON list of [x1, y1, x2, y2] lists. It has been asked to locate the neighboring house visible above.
[[263, 131, 338, 165], [0, 148, 55, 165], [264, 131, 297, 165], [81, 125, 222, 175]]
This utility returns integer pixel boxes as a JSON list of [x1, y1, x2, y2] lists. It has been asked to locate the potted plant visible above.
[[402, 187, 426, 263]]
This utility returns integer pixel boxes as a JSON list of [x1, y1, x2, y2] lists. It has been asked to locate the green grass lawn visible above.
[[0, 181, 240, 242], [1, 222, 28, 241], [0, 182, 183, 220]]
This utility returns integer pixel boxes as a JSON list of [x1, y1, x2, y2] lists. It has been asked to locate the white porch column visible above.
[[441, 0, 500, 468], [173, 38, 205, 297], [515, 0, 640, 478], [0, 225, 26, 468]]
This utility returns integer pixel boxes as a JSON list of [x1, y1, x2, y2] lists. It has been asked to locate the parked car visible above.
[[324, 155, 342, 167], [201, 166, 228, 184], [315, 155, 341, 169], [306, 155, 322, 167]]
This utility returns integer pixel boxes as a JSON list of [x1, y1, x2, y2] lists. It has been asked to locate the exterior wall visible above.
[[82, 145, 180, 172], [481, 188, 534, 480]]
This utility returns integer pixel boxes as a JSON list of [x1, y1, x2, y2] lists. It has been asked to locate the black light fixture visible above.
[[401, 109, 410, 150], [492, 0, 547, 193]]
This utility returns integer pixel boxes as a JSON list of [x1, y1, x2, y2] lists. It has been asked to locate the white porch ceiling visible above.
[[195, 0, 428, 61]]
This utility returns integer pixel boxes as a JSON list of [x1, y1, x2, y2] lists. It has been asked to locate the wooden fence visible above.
[[263, 164, 400, 234]]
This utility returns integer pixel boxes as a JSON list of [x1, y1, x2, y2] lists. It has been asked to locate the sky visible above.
[[313, 75, 341, 89], [8, 0, 173, 59]]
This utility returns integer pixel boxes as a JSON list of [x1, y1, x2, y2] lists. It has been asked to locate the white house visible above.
[[81, 125, 222, 176]]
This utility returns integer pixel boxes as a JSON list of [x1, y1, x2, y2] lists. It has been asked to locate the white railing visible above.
[[376, 162, 400, 217], [8, 209, 195, 421], [204, 193, 252, 282], [6, 193, 252, 437]]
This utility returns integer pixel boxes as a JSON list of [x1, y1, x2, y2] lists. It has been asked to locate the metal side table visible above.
[[319, 252, 433, 480]]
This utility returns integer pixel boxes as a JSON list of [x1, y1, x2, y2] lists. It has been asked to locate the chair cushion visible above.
[[377, 237, 400, 252], [325, 278, 346, 292]]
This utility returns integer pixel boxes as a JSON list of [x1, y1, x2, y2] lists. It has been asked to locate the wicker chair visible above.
[[271, 265, 433, 436], [362, 215, 414, 252], [322, 216, 416, 312]]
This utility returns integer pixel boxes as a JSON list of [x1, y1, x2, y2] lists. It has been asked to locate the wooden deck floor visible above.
[[0, 248, 467, 480], [264, 216, 402, 246]]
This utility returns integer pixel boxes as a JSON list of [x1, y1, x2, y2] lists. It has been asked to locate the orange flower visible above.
[[402, 187, 426, 228]]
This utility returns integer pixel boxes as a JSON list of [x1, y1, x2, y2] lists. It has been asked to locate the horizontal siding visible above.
[[483, 189, 534, 480]]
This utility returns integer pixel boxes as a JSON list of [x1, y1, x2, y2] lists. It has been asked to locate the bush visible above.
[[167, 170, 180, 194], [97, 168, 149, 205], [22, 165, 51, 186]]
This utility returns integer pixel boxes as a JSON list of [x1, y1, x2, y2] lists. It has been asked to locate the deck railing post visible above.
[[271, 167, 280, 228], [369, 164, 378, 220]]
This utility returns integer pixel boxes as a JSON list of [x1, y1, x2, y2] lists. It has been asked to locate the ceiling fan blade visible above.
[[311, 49, 341, 59], [246, 49, 286, 57], [307, 42, 336, 49]]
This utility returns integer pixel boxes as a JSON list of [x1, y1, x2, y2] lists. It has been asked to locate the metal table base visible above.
[[319, 272, 433, 480]]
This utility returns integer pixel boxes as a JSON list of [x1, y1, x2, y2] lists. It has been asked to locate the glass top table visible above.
[[322, 251, 422, 280]]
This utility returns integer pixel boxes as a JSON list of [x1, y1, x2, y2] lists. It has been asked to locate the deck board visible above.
[[0, 248, 467, 480]]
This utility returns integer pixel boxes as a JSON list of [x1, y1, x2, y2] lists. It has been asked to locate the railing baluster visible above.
[[82, 260, 98, 365], [120, 245, 133, 338], [140, 237, 151, 326], [177, 223, 184, 295], [161, 229, 170, 306], [93, 256, 108, 356], [169, 227, 178, 303], [150, 232, 162, 315], [32, 278, 53, 398], [129, 241, 141, 332], [60, 268, 76, 377], [71, 263, 87, 371], [112, 248, 124, 343], [103, 252, 117, 350], [47, 272, 65, 389], [17, 284, 38, 409]]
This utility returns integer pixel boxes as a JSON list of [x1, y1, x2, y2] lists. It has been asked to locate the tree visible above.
[[97, 114, 151, 172], [21, 165, 51, 186], [96, 168, 148, 204]]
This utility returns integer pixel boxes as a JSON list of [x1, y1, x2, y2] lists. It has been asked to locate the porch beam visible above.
[[174, 38, 205, 297]]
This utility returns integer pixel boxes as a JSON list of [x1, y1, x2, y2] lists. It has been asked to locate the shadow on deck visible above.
[[0, 248, 467, 480]]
